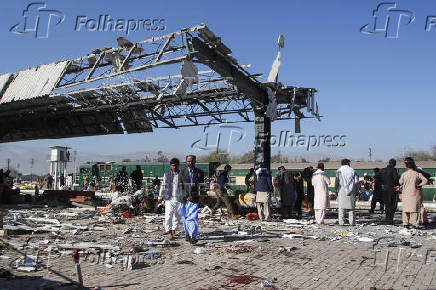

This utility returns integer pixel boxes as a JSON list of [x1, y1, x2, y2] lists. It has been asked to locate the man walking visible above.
[[312, 162, 330, 225], [179, 155, 204, 244], [277, 166, 296, 219], [335, 159, 359, 226], [254, 163, 273, 221], [158, 158, 185, 240], [381, 159, 399, 224], [211, 165, 240, 220], [399, 160, 428, 228]]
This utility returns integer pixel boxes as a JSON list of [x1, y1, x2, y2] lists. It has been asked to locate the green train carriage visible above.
[[77, 161, 220, 187]]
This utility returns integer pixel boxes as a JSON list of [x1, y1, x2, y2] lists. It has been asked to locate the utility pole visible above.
[[30, 158, 35, 182], [369, 147, 372, 162], [73, 150, 77, 185], [7, 158, 10, 170]]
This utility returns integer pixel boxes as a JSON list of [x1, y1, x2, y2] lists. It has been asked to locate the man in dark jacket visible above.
[[370, 168, 384, 213], [294, 171, 305, 219], [179, 155, 204, 244], [254, 163, 273, 221], [130, 165, 143, 190], [303, 167, 315, 215], [381, 159, 399, 224], [211, 165, 240, 220], [277, 166, 296, 219]]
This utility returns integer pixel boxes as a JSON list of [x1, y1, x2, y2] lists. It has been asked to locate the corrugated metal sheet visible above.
[[0, 73, 13, 100], [0, 61, 68, 104]]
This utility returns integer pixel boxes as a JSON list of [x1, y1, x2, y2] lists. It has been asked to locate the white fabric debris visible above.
[[358, 237, 374, 242], [267, 51, 281, 82], [174, 60, 198, 97]]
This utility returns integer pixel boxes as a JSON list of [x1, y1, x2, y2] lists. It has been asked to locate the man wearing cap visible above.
[[158, 158, 186, 240], [335, 159, 359, 226], [312, 162, 331, 225], [381, 159, 399, 224]]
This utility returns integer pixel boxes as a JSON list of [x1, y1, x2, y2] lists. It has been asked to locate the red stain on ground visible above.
[[225, 274, 260, 285]]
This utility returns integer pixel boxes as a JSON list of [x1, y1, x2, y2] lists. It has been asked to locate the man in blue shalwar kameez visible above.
[[179, 155, 204, 244]]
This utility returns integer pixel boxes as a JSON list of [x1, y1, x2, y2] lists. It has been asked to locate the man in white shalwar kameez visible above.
[[312, 163, 331, 225], [158, 158, 185, 240], [335, 159, 359, 226]]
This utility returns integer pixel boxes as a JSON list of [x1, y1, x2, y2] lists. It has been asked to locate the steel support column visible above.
[[254, 112, 271, 170]]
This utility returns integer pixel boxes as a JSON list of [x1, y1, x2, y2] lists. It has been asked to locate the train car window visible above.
[[99, 164, 106, 172], [106, 164, 112, 171], [80, 168, 89, 173]]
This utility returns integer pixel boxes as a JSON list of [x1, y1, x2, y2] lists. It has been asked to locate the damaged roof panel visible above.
[[0, 111, 124, 143], [0, 73, 14, 100], [0, 61, 68, 104], [119, 109, 153, 133]]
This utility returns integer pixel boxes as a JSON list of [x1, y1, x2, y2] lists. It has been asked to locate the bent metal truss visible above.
[[0, 24, 320, 168]]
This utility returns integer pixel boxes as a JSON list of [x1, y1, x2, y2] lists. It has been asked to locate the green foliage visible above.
[[198, 150, 230, 164], [318, 157, 331, 163], [231, 151, 254, 164], [156, 151, 168, 163]]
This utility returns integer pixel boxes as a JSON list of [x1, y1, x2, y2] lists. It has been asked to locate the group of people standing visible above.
[[243, 157, 430, 228], [242, 164, 316, 222], [155, 156, 430, 245], [335, 157, 429, 228]]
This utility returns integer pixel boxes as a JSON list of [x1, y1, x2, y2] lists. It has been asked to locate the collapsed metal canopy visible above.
[[0, 24, 319, 144]]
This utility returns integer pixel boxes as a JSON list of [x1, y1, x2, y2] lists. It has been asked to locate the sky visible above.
[[1, 0, 435, 164]]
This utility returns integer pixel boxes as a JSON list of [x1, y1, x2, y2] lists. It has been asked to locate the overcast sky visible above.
[[1, 0, 435, 163]]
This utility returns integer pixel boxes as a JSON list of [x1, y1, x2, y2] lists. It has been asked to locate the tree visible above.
[[232, 151, 254, 164], [318, 157, 331, 163], [403, 150, 432, 161], [198, 150, 230, 164], [122, 158, 131, 162], [271, 151, 289, 163], [156, 151, 168, 163]]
